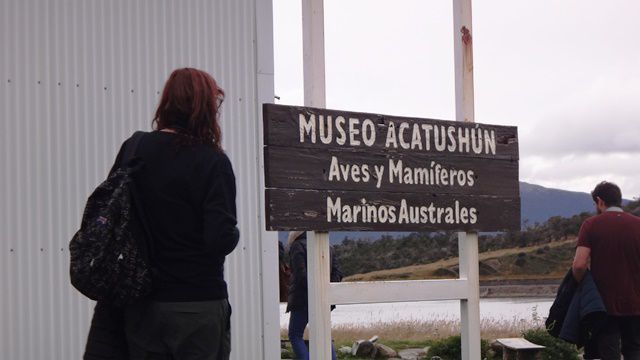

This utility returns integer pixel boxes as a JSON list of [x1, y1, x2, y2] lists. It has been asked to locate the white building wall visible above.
[[0, 0, 279, 359]]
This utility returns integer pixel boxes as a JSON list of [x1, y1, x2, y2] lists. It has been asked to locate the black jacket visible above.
[[547, 269, 607, 359], [117, 131, 239, 301], [546, 270, 578, 337], [559, 271, 607, 347], [286, 234, 343, 312]]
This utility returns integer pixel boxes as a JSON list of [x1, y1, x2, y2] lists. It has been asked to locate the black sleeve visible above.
[[203, 155, 239, 256], [289, 242, 307, 289]]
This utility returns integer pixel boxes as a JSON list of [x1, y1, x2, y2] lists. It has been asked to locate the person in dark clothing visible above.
[[572, 181, 640, 360], [279, 241, 291, 303], [286, 231, 342, 360], [84, 68, 239, 360]]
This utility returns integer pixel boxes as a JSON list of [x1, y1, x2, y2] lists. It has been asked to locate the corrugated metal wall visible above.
[[0, 1, 278, 359]]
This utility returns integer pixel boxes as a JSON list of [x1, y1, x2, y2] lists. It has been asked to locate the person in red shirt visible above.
[[573, 181, 640, 360]]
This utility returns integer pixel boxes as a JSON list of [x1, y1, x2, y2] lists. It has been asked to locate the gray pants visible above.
[[124, 299, 231, 360]]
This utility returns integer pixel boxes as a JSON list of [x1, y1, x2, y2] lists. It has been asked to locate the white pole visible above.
[[302, 0, 326, 109], [458, 232, 481, 359], [453, 0, 482, 359], [302, 0, 332, 359], [453, 0, 475, 123], [255, 0, 280, 357], [307, 231, 332, 360]]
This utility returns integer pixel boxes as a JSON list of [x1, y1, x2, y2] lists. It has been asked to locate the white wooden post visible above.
[[302, 0, 332, 359], [453, 0, 482, 359], [307, 231, 332, 360], [302, 0, 326, 109], [458, 232, 481, 359]]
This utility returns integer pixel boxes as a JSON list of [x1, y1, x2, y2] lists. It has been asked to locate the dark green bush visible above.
[[426, 335, 490, 360], [522, 328, 579, 360]]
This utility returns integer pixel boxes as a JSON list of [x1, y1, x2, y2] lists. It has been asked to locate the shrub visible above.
[[426, 335, 490, 360], [522, 328, 579, 360]]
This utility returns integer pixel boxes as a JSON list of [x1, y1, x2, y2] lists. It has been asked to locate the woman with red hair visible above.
[[84, 68, 239, 360]]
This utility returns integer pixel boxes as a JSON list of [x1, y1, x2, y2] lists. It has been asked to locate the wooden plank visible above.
[[262, 103, 520, 232], [265, 188, 520, 231], [329, 279, 470, 305], [495, 338, 545, 350], [265, 145, 518, 196], [263, 103, 518, 160]]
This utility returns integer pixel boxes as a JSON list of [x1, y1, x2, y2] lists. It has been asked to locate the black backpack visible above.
[[69, 132, 153, 306]]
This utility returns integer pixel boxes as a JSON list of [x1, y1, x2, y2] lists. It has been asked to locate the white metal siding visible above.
[[0, 1, 278, 359]]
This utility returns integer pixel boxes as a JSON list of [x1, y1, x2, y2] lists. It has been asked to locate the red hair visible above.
[[153, 68, 225, 150]]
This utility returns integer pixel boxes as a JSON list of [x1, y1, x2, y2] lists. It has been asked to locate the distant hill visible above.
[[519, 182, 593, 226], [520, 181, 633, 226], [277, 182, 628, 245]]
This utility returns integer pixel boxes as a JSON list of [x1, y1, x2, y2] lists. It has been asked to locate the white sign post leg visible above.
[[458, 232, 481, 359], [307, 231, 333, 360]]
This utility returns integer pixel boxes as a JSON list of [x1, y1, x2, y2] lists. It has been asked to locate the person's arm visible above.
[[330, 248, 343, 283], [572, 246, 591, 282], [572, 220, 593, 282], [203, 156, 239, 256]]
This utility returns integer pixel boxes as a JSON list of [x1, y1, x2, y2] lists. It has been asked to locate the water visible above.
[[279, 298, 553, 328]]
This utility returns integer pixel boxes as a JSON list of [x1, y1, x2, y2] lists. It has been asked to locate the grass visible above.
[[281, 317, 544, 344]]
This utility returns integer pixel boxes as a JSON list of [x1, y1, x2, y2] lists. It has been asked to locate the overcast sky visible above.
[[272, 0, 640, 199]]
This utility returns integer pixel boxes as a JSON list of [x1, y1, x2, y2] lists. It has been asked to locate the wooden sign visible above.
[[263, 104, 520, 232]]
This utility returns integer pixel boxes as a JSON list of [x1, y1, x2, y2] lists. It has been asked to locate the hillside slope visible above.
[[338, 199, 640, 287], [346, 237, 577, 282]]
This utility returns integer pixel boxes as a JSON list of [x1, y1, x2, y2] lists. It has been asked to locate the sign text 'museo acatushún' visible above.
[[263, 104, 520, 232]]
